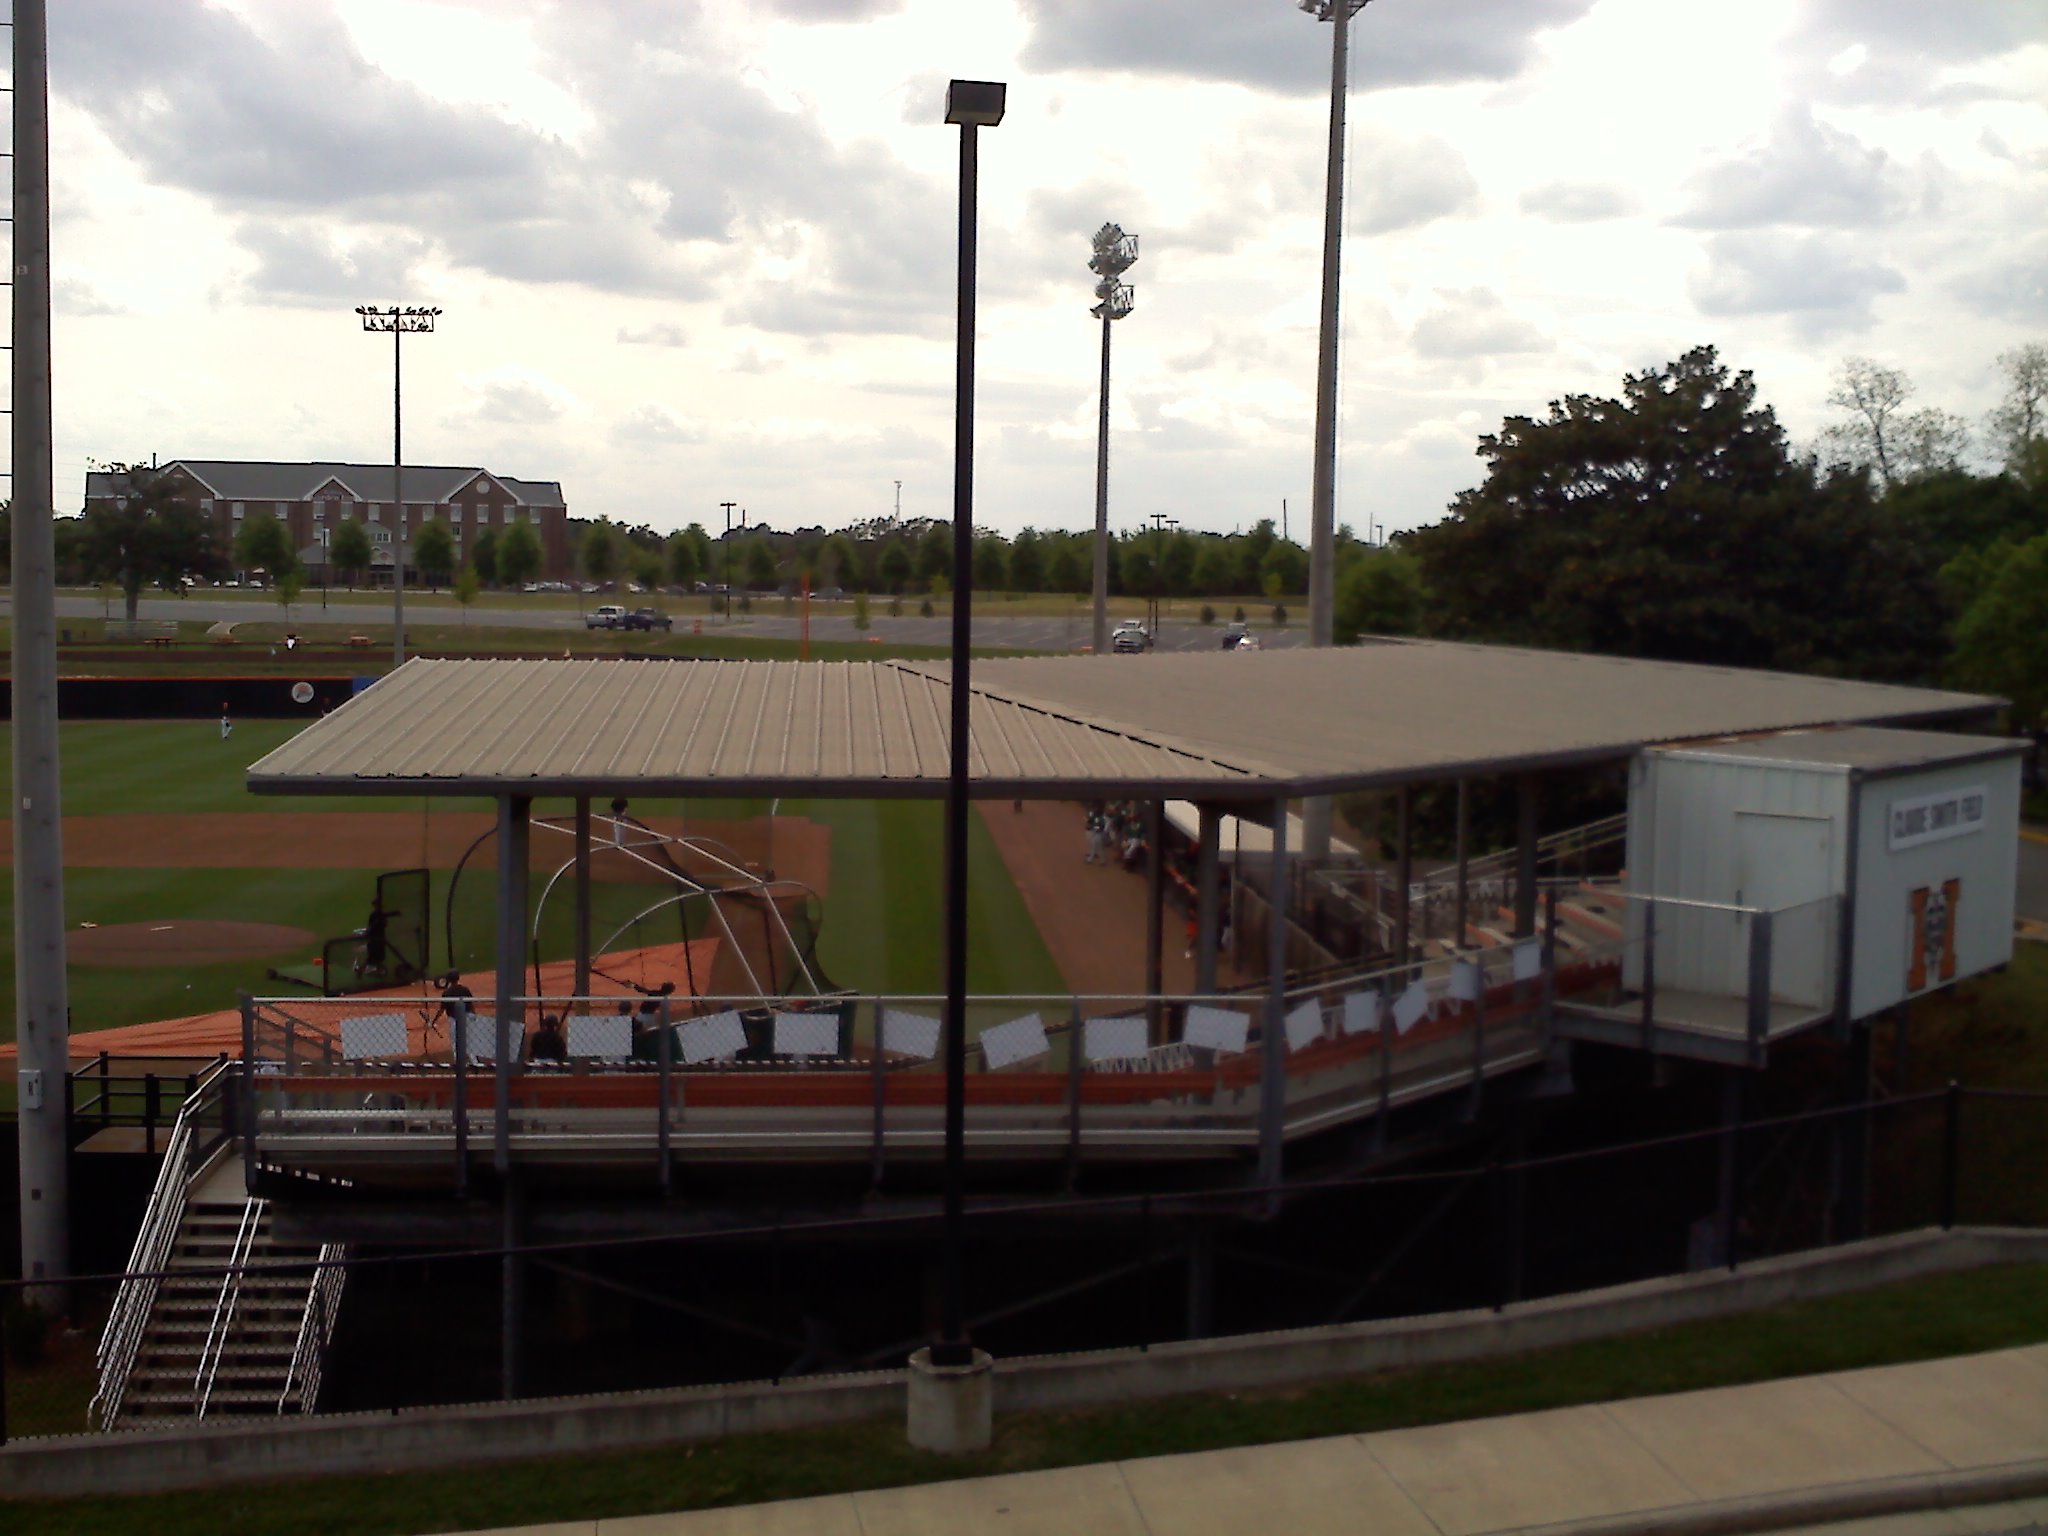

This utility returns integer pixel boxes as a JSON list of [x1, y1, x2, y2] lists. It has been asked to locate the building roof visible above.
[[85, 462, 566, 509], [1648, 726, 2025, 776], [247, 643, 2001, 803]]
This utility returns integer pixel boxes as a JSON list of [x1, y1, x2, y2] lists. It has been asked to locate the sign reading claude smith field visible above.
[[1888, 785, 1987, 852]]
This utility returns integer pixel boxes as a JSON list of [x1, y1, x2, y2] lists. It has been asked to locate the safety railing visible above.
[[194, 1198, 265, 1419], [278, 1244, 348, 1415], [88, 1058, 237, 1430], [235, 942, 1576, 1183]]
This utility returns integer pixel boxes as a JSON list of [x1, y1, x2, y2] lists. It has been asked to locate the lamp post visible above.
[[1297, 0, 1372, 860], [1088, 224, 1137, 656], [356, 304, 440, 670], [936, 76, 1005, 1373], [719, 500, 737, 621]]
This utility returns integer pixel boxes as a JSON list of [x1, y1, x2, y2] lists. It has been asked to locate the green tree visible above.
[[1118, 537, 1155, 594], [820, 532, 859, 591], [413, 517, 456, 591], [1950, 529, 2048, 769], [78, 466, 225, 619], [1411, 345, 1946, 680], [973, 533, 1008, 592], [1986, 342, 2047, 480], [745, 538, 779, 591], [498, 518, 543, 590], [454, 564, 481, 625], [666, 531, 700, 591], [1238, 519, 1277, 592], [880, 540, 913, 594], [1046, 538, 1085, 595], [472, 527, 499, 588], [273, 566, 306, 623], [1008, 528, 1044, 593], [1192, 538, 1236, 595], [632, 549, 665, 594], [1258, 539, 1307, 596], [329, 518, 372, 589], [234, 508, 299, 584], [852, 591, 871, 631], [915, 525, 951, 585], [1820, 356, 1970, 488], [1160, 531, 1197, 596], [580, 518, 621, 588], [1334, 549, 1427, 641]]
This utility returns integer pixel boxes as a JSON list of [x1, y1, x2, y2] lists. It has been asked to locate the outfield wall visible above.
[[0, 675, 368, 721]]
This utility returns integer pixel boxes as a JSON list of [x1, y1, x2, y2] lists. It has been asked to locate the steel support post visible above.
[[1514, 774, 1540, 938], [500, 1174, 523, 1401], [1453, 779, 1470, 949], [573, 797, 592, 1002], [1745, 910, 1773, 1070], [494, 795, 531, 1176], [1716, 1067, 1744, 1270], [12, 0, 72, 1310], [1258, 796, 1292, 1188], [1145, 799, 1165, 1042], [870, 998, 889, 1191], [1393, 787, 1412, 969], [1195, 804, 1222, 993], [1090, 312, 1112, 657], [1064, 998, 1084, 1191]]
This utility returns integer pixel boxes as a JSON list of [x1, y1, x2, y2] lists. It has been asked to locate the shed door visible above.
[[1735, 812, 1832, 1009]]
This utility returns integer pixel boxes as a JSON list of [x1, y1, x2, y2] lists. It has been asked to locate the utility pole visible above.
[[355, 304, 440, 669], [14, 0, 73, 1310], [719, 500, 737, 621], [1145, 511, 1177, 640], [893, 480, 902, 523]]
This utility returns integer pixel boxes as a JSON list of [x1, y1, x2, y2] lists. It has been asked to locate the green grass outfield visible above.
[[0, 722, 1064, 1050]]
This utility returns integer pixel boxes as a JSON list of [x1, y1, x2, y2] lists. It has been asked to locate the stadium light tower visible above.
[[1298, 0, 1373, 860], [356, 304, 441, 670], [1088, 223, 1137, 657]]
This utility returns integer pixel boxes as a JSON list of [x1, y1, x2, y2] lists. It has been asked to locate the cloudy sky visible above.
[[36, 0, 2048, 539]]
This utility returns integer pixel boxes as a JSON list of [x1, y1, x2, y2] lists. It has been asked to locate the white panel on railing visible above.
[[340, 1012, 409, 1061], [1083, 1015, 1149, 1064], [774, 1011, 841, 1057], [1449, 959, 1482, 1002], [467, 1017, 525, 1063], [566, 1013, 631, 1061], [1392, 982, 1431, 1036], [881, 1008, 941, 1060], [1284, 999, 1325, 1053], [1341, 991, 1381, 1037], [979, 1013, 1049, 1069], [678, 1010, 749, 1064], [1184, 1005, 1250, 1054], [1513, 940, 1543, 981]]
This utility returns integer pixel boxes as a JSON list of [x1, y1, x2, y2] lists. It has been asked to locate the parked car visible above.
[[1220, 622, 1248, 650], [586, 604, 628, 630], [1111, 620, 1152, 654], [623, 607, 673, 632]]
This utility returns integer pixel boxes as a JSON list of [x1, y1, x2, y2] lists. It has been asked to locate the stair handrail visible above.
[[277, 1243, 349, 1414], [89, 1058, 236, 1430], [193, 1196, 265, 1419]]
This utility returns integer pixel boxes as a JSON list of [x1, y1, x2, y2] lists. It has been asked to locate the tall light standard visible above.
[[1298, 0, 1373, 859], [1088, 223, 1137, 656], [719, 500, 737, 621], [356, 304, 440, 670], [935, 76, 1005, 1379]]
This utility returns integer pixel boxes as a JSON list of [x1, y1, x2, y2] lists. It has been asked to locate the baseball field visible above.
[[0, 717, 1066, 1073]]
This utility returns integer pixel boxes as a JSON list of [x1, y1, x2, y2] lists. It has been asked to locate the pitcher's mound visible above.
[[71, 921, 316, 968]]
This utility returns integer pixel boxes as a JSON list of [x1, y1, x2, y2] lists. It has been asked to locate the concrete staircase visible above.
[[115, 1195, 329, 1425]]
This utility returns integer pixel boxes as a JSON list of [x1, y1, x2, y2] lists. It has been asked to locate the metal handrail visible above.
[[277, 1242, 348, 1414], [193, 1197, 265, 1418], [89, 1059, 234, 1430]]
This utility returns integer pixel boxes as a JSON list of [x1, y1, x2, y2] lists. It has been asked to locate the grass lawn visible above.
[[5, 1262, 2044, 1536]]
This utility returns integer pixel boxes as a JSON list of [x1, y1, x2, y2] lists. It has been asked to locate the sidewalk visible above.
[[440, 1343, 2048, 1536]]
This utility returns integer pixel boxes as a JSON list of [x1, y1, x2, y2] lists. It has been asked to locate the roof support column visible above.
[[494, 794, 530, 1177], [1195, 803, 1222, 994], [1394, 787, 1412, 971], [1145, 799, 1165, 1043], [1453, 780, 1470, 952], [1515, 774, 1540, 939], [1258, 794, 1291, 1188], [573, 797, 592, 1003]]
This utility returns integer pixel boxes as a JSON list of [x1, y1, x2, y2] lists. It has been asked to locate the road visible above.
[[26, 592, 1307, 653]]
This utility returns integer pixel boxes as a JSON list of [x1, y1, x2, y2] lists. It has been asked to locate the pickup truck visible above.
[[623, 607, 673, 632], [586, 604, 628, 630]]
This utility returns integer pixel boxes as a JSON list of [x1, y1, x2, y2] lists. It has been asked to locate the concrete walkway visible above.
[[440, 1344, 2048, 1536]]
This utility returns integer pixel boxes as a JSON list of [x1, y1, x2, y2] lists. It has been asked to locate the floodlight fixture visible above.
[[1088, 222, 1139, 280], [1298, 0, 1371, 16], [1090, 276, 1134, 322], [944, 78, 1006, 127]]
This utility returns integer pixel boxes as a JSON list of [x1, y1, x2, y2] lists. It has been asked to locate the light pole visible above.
[[1088, 224, 1137, 656], [936, 76, 1005, 1374], [1298, 0, 1372, 859], [719, 500, 737, 621], [356, 304, 440, 670]]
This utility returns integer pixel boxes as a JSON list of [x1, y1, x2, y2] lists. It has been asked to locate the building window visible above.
[[231, 502, 245, 520]]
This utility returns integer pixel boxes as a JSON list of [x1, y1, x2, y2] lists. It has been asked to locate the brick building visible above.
[[81, 460, 571, 584]]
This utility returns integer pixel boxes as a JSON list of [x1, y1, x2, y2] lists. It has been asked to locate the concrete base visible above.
[[906, 1346, 994, 1453]]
